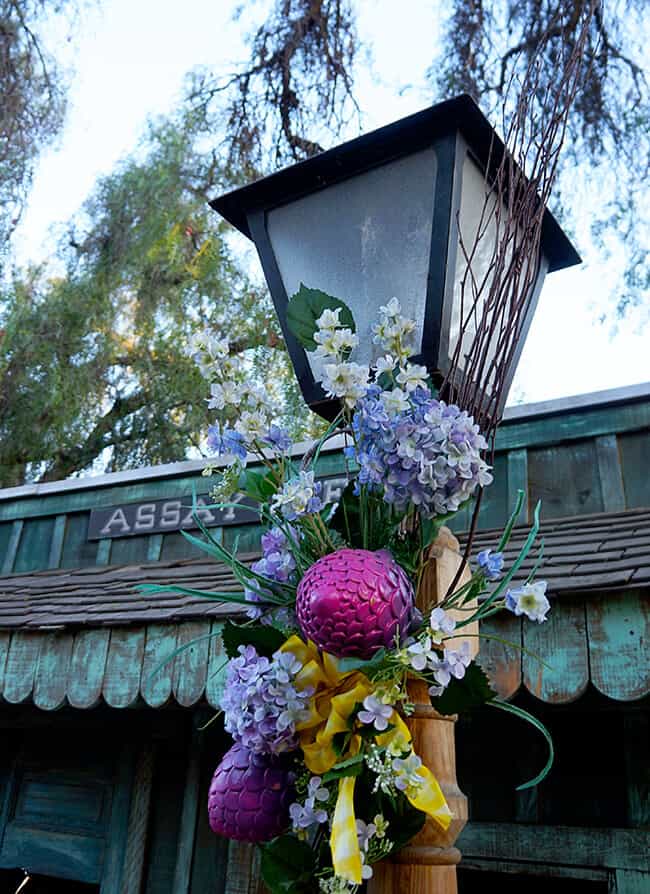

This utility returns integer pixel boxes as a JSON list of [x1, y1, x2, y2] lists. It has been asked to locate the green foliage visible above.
[[429, 662, 496, 716], [221, 619, 287, 659], [239, 468, 279, 503], [286, 284, 356, 351], [0, 112, 322, 486], [260, 835, 316, 894]]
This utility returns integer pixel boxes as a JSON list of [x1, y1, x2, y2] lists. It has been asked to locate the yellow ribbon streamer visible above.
[[281, 636, 452, 884]]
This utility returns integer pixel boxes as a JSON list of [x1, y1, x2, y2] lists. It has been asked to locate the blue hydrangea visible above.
[[221, 644, 312, 754], [261, 425, 293, 453], [350, 387, 493, 518], [477, 549, 504, 580], [207, 424, 247, 460]]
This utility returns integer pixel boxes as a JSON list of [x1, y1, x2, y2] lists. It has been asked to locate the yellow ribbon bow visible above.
[[280, 636, 452, 884]]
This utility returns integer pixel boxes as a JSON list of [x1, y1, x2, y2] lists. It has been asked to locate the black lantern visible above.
[[211, 94, 580, 420]]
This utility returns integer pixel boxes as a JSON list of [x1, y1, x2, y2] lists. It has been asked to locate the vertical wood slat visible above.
[[103, 628, 146, 708], [190, 752, 229, 894], [0, 631, 11, 698], [33, 631, 74, 710], [522, 598, 589, 704], [147, 534, 164, 562], [595, 434, 626, 511], [477, 612, 522, 699], [205, 621, 226, 709], [172, 621, 211, 707], [48, 514, 67, 569], [96, 538, 112, 565], [224, 842, 260, 894], [101, 743, 137, 894], [141, 624, 178, 708], [613, 870, 650, 894], [586, 590, 650, 701], [172, 733, 202, 894], [67, 628, 111, 708], [1, 519, 23, 575], [2, 631, 41, 704], [506, 448, 529, 522], [623, 712, 650, 827]]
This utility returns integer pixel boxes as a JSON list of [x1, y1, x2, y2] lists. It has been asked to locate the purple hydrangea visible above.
[[221, 644, 312, 754], [349, 387, 493, 518], [244, 527, 297, 625], [261, 425, 293, 453]]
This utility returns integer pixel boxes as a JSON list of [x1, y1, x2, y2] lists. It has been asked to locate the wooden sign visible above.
[[87, 475, 349, 540]]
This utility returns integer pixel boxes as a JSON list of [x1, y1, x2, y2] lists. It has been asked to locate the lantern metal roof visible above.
[[210, 94, 580, 273]]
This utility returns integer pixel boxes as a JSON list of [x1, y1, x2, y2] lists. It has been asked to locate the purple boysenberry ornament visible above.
[[208, 742, 295, 842], [296, 548, 416, 659]]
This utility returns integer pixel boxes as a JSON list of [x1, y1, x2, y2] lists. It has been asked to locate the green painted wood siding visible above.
[[0, 399, 648, 575]]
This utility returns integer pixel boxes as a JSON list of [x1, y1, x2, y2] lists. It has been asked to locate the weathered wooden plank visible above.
[[595, 434, 626, 512], [103, 628, 146, 708], [110, 534, 151, 566], [100, 743, 136, 894], [67, 628, 111, 709], [619, 429, 650, 510], [494, 400, 650, 452], [1, 519, 23, 575], [190, 749, 229, 894], [2, 631, 41, 704], [96, 538, 112, 565], [205, 621, 227, 709], [147, 533, 163, 562], [506, 448, 529, 523], [141, 624, 178, 708], [586, 590, 650, 701], [61, 512, 103, 569], [0, 631, 11, 696], [172, 733, 202, 894], [528, 440, 604, 519], [0, 825, 104, 884], [13, 516, 55, 574], [48, 514, 67, 569], [33, 631, 74, 710], [172, 620, 211, 707], [613, 869, 650, 894], [522, 598, 589, 703], [458, 858, 608, 882], [476, 612, 521, 699], [458, 821, 650, 872], [623, 712, 650, 828]]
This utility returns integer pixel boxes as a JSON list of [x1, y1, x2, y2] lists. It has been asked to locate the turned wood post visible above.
[[368, 527, 475, 894]]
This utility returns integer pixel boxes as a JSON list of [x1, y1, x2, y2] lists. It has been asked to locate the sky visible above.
[[13, 0, 649, 407]]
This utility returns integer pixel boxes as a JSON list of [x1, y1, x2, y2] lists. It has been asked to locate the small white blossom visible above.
[[321, 362, 369, 407], [396, 363, 429, 392], [429, 607, 456, 644], [380, 388, 410, 416], [505, 581, 550, 623], [316, 307, 342, 331], [374, 354, 397, 375]]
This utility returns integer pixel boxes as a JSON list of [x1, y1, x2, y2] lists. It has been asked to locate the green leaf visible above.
[[329, 480, 362, 547], [222, 620, 287, 659], [430, 661, 496, 715], [322, 754, 365, 782], [239, 468, 278, 503], [260, 835, 316, 894], [487, 699, 555, 790], [286, 284, 356, 351], [336, 648, 388, 676]]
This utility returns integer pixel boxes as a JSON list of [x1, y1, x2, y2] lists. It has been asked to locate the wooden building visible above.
[[0, 384, 648, 894]]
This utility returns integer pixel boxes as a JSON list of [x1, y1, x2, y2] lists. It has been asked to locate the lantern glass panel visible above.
[[446, 151, 545, 396], [266, 147, 438, 376]]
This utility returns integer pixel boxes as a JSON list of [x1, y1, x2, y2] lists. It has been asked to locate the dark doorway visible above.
[[0, 870, 98, 894]]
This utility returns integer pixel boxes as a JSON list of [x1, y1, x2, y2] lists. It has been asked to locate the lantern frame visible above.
[[211, 94, 580, 419]]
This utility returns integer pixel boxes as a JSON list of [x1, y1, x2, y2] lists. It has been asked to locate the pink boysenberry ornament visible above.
[[208, 742, 295, 842], [296, 548, 416, 659]]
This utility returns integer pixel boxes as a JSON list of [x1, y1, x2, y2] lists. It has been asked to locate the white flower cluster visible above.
[[188, 328, 277, 441], [371, 298, 429, 411], [365, 734, 425, 801], [312, 308, 369, 408]]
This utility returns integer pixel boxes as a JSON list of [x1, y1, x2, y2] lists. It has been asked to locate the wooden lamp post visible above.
[[210, 94, 579, 892]]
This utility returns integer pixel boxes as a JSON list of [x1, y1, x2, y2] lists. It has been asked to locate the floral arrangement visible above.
[[146, 286, 551, 894]]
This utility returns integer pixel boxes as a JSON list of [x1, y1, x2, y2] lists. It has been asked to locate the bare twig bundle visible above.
[[442, 0, 599, 441]]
